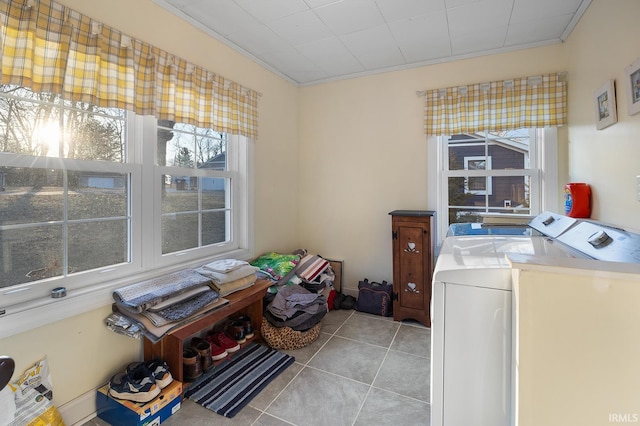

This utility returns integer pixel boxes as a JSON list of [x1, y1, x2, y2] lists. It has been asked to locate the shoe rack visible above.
[[143, 279, 272, 384]]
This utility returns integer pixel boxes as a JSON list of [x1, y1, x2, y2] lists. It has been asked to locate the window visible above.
[[0, 85, 253, 314], [428, 128, 558, 244], [463, 156, 493, 195]]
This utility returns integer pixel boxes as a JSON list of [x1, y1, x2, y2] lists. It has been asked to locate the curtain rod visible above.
[[415, 72, 568, 97]]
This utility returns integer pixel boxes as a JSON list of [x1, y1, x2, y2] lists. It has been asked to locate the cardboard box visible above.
[[96, 380, 182, 426]]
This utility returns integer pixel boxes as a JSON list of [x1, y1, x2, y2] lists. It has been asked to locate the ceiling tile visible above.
[[340, 25, 405, 70], [267, 10, 333, 45], [313, 0, 385, 35], [226, 25, 286, 55], [450, 26, 508, 55], [506, 14, 573, 45], [297, 37, 366, 75], [178, 0, 261, 36], [234, 0, 310, 22], [376, 0, 446, 23], [510, 0, 584, 24], [303, 0, 340, 8], [388, 11, 451, 63], [259, 46, 331, 81], [447, 0, 513, 35]]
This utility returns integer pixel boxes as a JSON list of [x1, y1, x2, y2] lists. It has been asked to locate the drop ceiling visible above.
[[153, 0, 592, 86]]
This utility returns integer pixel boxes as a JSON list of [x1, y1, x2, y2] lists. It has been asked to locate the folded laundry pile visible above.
[[264, 284, 327, 331], [107, 269, 229, 342], [195, 259, 259, 297]]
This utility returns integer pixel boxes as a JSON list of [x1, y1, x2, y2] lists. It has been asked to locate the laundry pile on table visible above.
[[106, 262, 258, 342], [195, 259, 259, 296]]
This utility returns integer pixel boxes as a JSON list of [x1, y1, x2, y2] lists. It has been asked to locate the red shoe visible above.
[[208, 331, 240, 353], [210, 341, 229, 361]]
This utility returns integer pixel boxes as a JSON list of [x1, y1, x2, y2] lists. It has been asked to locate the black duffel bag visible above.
[[356, 278, 393, 317]]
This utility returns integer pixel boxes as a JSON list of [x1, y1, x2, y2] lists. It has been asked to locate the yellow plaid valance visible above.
[[0, 0, 259, 139], [423, 73, 567, 135]]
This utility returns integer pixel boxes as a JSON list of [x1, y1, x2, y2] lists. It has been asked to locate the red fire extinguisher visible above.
[[564, 183, 591, 218]]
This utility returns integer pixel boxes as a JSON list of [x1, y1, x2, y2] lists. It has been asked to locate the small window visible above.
[[428, 128, 558, 243], [464, 156, 493, 195]]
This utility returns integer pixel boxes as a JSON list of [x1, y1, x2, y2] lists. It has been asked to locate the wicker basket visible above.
[[261, 317, 321, 350]]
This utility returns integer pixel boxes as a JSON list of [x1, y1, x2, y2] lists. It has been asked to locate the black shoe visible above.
[[236, 315, 254, 339], [334, 293, 346, 310]]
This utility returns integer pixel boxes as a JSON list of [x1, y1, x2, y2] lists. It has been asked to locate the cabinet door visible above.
[[396, 223, 428, 311]]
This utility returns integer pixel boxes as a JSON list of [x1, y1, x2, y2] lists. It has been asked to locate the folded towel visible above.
[[211, 274, 257, 297], [198, 259, 250, 274], [195, 264, 258, 285]]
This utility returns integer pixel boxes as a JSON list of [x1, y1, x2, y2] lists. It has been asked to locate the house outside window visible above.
[[428, 128, 558, 243], [0, 85, 252, 309]]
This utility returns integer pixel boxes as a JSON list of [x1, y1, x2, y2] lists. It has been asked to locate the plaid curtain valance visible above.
[[0, 0, 259, 139], [423, 73, 567, 135]]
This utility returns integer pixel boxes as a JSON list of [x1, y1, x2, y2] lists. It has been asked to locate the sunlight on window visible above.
[[33, 120, 62, 157]]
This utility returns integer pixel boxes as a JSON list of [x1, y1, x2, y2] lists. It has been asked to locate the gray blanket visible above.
[[112, 269, 212, 313]]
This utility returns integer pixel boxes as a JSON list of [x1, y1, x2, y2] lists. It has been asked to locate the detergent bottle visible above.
[[564, 183, 591, 218]]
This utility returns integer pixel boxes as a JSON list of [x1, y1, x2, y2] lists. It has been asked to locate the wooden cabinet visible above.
[[389, 210, 435, 327]]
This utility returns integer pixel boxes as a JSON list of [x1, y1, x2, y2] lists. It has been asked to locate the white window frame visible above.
[[464, 156, 493, 195], [0, 112, 254, 338], [427, 128, 558, 247]]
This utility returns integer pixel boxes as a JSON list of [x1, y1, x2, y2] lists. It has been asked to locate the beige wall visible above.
[[565, 0, 640, 229], [299, 45, 568, 295]]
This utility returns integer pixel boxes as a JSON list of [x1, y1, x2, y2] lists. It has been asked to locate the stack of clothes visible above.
[[264, 285, 327, 332], [195, 259, 258, 296], [109, 269, 228, 342]]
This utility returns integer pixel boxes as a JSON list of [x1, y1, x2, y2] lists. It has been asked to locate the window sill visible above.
[[0, 248, 253, 339]]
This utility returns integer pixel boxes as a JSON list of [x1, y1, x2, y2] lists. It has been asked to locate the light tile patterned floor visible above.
[[86, 310, 431, 426]]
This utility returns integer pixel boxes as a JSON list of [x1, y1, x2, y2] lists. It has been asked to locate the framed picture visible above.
[[594, 79, 617, 130], [624, 58, 640, 115], [327, 259, 343, 292]]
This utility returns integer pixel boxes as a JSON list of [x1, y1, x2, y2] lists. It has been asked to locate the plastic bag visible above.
[[6, 356, 65, 426]]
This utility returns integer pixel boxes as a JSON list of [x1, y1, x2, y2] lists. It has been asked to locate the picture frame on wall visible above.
[[594, 79, 617, 130], [624, 58, 640, 115]]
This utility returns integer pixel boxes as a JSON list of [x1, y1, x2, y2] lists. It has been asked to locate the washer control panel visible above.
[[557, 221, 640, 263]]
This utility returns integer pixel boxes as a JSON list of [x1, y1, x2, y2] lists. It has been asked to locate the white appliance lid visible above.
[[433, 235, 584, 289]]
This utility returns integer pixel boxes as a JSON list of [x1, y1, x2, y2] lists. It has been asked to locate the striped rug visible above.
[[184, 342, 295, 418]]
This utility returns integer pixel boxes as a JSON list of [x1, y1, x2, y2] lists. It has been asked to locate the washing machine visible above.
[[430, 212, 585, 426]]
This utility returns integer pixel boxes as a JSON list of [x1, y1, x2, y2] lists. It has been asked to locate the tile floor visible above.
[[87, 309, 431, 426]]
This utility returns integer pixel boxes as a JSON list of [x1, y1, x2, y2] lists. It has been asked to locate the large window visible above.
[[428, 128, 558, 243], [0, 85, 252, 311]]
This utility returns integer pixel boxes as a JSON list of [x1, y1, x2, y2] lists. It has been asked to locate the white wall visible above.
[[565, 0, 640, 229], [299, 46, 568, 295]]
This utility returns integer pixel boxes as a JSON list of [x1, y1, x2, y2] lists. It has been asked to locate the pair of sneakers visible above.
[[108, 359, 173, 403]]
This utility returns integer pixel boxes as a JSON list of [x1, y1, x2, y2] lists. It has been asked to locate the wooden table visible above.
[[143, 279, 271, 383]]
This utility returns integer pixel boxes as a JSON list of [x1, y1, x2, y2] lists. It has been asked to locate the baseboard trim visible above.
[[58, 387, 98, 426]]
